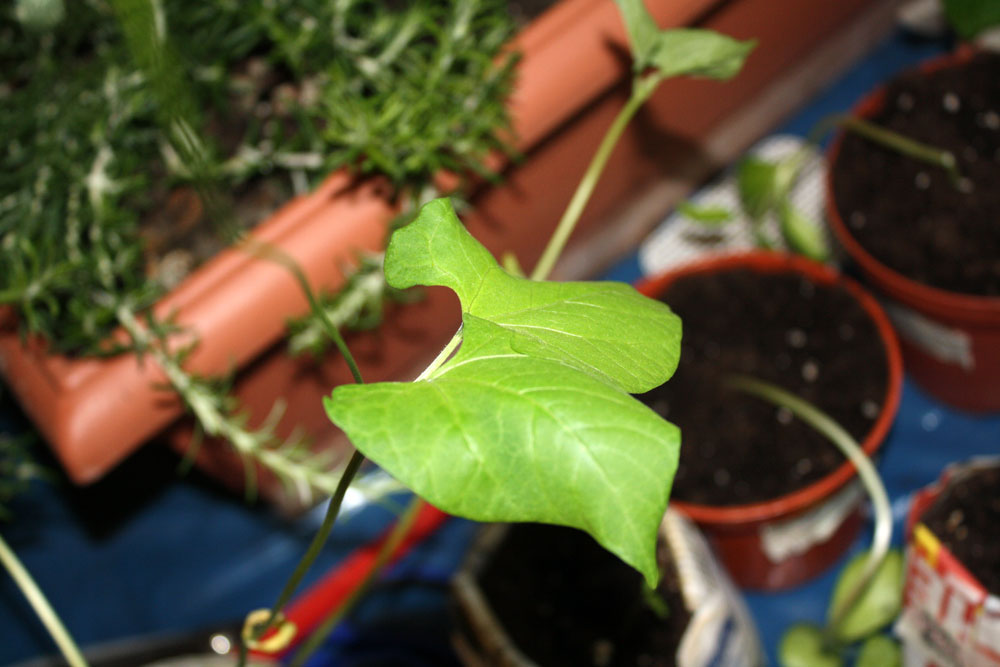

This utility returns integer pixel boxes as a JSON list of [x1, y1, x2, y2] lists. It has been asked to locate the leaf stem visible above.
[[289, 496, 426, 667], [0, 533, 88, 667], [813, 114, 962, 186], [725, 375, 892, 640], [243, 450, 366, 652], [415, 326, 464, 381], [240, 238, 365, 385], [529, 72, 662, 281]]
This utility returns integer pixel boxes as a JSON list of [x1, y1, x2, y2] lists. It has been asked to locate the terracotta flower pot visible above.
[[897, 458, 1000, 667], [636, 252, 904, 590], [451, 510, 762, 667], [826, 50, 1000, 413], [0, 0, 888, 501]]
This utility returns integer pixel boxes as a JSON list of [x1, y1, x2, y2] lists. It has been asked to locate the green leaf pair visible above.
[[737, 155, 831, 261], [325, 199, 682, 586], [615, 0, 755, 80], [779, 549, 904, 667]]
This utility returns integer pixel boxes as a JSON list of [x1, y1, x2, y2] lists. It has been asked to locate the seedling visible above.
[[676, 111, 964, 263], [242, 2, 755, 662], [2, 2, 757, 665], [727, 376, 903, 667]]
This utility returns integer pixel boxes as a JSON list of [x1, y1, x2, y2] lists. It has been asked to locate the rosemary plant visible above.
[[1, 0, 517, 498], [1, 0, 516, 352]]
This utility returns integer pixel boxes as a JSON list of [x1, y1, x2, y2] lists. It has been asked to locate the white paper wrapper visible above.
[[897, 458, 1000, 667]]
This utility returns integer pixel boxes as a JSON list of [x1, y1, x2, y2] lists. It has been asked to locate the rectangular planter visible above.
[[0, 0, 889, 504]]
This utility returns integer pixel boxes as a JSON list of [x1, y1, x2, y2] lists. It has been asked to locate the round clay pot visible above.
[[636, 251, 903, 590], [825, 50, 1000, 413]]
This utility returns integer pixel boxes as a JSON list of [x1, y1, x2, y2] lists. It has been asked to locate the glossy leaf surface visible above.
[[327, 199, 682, 586], [614, 0, 754, 79]]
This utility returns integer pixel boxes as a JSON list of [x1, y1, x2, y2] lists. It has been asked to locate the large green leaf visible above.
[[385, 198, 681, 393], [327, 198, 682, 585], [614, 1, 755, 78]]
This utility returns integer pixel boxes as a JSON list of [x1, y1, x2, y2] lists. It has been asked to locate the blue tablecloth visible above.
[[2, 27, 998, 667]]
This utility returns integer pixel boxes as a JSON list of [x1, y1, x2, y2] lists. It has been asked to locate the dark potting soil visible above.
[[477, 523, 690, 667], [639, 268, 889, 507], [921, 464, 1000, 596], [831, 52, 1000, 297]]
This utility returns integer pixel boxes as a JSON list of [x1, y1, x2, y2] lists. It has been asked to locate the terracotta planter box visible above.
[[0, 0, 888, 501]]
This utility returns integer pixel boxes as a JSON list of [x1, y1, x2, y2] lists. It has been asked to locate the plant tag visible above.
[[883, 301, 974, 370], [896, 459, 1000, 667], [664, 510, 763, 667], [760, 481, 865, 563]]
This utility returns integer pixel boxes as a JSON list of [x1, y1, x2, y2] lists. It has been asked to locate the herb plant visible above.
[[728, 377, 903, 667], [1, 0, 518, 499]]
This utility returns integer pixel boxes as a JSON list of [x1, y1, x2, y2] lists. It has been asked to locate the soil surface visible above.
[[921, 464, 1000, 596], [639, 268, 889, 507], [477, 523, 690, 667], [831, 52, 1000, 297]]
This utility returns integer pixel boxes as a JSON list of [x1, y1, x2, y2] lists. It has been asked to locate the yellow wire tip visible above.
[[241, 608, 299, 654]]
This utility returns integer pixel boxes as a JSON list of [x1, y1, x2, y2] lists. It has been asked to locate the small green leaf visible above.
[[613, 1, 754, 78], [778, 201, 829, 262], [779, 624, 843, 667], [828, 549, 904, 642], [647, 29, 756, 81], [738, 157, 780, 221], [328, 198, 683, 586], [857, 635, 902, 667], [942, 0, 1000, 39], [386, 199, 681, 393], [677, 200, 734, 226], [613, 0, 662, 70]]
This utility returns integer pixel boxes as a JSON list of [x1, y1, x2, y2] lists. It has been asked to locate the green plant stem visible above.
[[289, 495, 425, 667], [0, 533, 88, 667], [529, 72, 662, 281], [241, 317, 461, 664], [248, 451, 366, 644], [240, 238, 365, 385], [812, 114, 962, 185], [415, 327, 464, 381], [725, 375, 892, 641]]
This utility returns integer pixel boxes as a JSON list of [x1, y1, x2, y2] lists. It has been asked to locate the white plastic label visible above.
[[760, 481, 864, 564], [884, 301, 974, 370]]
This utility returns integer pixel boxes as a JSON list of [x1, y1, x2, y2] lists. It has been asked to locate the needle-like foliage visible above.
[[0, 0, 516, 354]]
